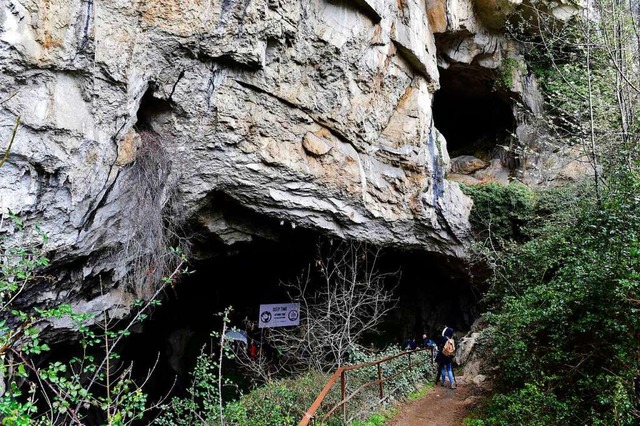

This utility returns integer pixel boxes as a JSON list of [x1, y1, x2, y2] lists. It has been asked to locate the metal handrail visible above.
[[298, 347, 433, 426]]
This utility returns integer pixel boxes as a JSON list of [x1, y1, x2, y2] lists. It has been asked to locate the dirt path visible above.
[[387, 376, 487, 426]]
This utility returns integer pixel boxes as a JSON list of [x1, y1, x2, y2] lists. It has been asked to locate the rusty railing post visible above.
[[341, 370, 347, 423], [300, 349, 432, 425], [377, 363, 383, 399]]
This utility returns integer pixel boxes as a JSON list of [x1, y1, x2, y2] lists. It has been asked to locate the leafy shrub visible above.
[[348, 347, 435, 403], [1, 213, 188, 425], [466, 173, 640, 424], [224, 347, 434, 425], [157, 346, 434, 426], [461, 183, 535, 241], [351, 412, 387, 426], [495, 57, 526, 90], [465, 383, 571, 426], [223, 371, 333, 426]]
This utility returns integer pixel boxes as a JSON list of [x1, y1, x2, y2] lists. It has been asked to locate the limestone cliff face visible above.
[[0, 0, 558, 322]]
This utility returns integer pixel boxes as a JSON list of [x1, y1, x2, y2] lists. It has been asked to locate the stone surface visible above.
[[454, 331, 480, 366], [302, 131, 333, 156], [447, 173, 481, 185], [448, 156, 512, 185], [427, 0, 480, 35], [473, 0, 579, 30], [515, 123, 594, 186], [450, 155, 489, 174], [0, 0, 590, 330], [472, 374, 487, 384], [0, 0, 473, 326], [473, 0, 523, 30], [456, 317, 493, 379], [472, 158, 511, 184]]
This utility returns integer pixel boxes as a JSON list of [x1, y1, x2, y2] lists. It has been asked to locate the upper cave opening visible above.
[[433, 64, 515, 157]]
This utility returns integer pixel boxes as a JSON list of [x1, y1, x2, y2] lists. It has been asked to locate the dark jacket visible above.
[[435, 335, 453, 365], [404, 339, 417, 350]]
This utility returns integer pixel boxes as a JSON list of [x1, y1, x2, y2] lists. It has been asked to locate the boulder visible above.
[[302, 132, 333, 156], [451, 156, 489, 174]]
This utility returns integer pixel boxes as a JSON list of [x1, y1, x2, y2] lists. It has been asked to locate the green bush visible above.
[[466, 173, 640, 424], [1, 213, 188, 425], [223, 371, 332, 426], [158, 346, 435, 426], [465, 383, 571, 426], [223, 347, 434, 426], [351, 412, 387, 426], [461, 183, 535, 241], [348, 347, 435, 401]]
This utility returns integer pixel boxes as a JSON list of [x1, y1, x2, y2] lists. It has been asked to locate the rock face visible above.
[[0, 0, 475, 322], [428, 0, 589, 187], [0, 0, 586, 325]]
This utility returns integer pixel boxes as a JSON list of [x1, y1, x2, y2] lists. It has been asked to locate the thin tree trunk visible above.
[[219, 317, 227, 425], [585, 6, 602, 205]]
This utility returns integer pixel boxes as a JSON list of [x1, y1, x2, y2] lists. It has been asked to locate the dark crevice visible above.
[[79, 168, 121, 231], [168, 70, 185, 101], [135, 85, 173, 131], [392, 41, 434, 82], [327, 0, 382, 23]]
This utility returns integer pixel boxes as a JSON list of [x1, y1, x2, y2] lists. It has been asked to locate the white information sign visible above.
[[258, 303, 300, 328]]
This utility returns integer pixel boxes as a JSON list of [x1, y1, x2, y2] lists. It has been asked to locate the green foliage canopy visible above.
[[467, 172, 640, 425]]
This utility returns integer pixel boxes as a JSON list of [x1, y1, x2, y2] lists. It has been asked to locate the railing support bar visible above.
[[341, 370, 347, 423], [299, 348, 432, 426]]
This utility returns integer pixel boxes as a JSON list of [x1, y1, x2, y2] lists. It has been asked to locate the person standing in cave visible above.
[[249, 340, 257, 359], [422, 333, 436, 349], [435, 326, 456, 389], [404, 337, 417, 350]]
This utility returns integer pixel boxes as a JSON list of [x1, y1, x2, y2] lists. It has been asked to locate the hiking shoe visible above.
[[451, 383, 457, 389]]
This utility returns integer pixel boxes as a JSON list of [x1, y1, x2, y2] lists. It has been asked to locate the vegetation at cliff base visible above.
[[465, 175, 640, 425]]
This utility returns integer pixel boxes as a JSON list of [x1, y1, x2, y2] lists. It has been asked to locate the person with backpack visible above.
[[435, 326, 456, 389]]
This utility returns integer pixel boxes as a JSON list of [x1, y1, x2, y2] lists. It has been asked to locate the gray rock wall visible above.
[[0, 0, 476, 320], [2, 0, 586, 324]]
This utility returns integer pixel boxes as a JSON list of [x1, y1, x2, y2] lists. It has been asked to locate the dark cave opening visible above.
[[112, 195, 482, 409], [433, 64, 515, 157], [121, 229, 322, 398], [118, 241, 480, 407]]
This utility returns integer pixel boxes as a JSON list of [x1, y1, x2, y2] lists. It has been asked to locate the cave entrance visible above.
[[377, 250, 480, 348], [119, 198, 481, 403], [433, 64, 515, 161]]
